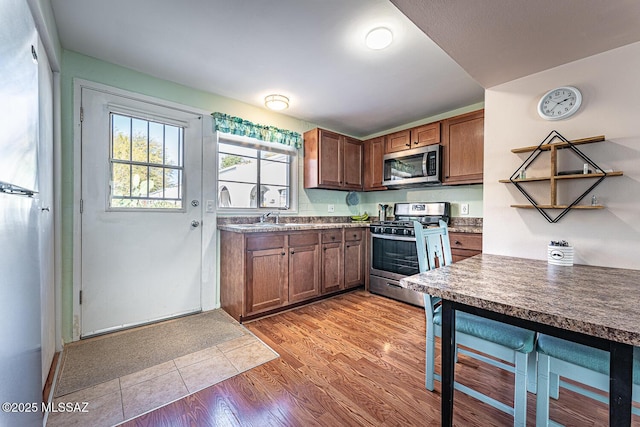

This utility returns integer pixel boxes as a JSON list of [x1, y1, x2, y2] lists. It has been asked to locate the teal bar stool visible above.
[[536, 334, 640, 426], [414, 220, 536, 427]]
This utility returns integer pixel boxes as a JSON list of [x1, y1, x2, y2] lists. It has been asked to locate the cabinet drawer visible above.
[[321, 230, 343, 243], [246, 235, 285, 251], [452, 251, 481, 263], [345, 229, 363, 242], [289, 232, 319, 247], [449, 232, 482, 251]]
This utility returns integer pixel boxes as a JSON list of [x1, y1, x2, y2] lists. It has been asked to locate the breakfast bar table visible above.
[[399, 253, 640, 426]]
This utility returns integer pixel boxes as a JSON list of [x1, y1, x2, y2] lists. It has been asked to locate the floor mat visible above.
[[55, 309, 246, 397]]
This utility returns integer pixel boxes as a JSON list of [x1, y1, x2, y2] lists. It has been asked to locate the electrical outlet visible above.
[[328, 204, 335, 213], [461, 203, 469, 215]]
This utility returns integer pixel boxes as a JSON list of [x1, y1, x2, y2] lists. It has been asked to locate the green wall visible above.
[[60, 50, 483, 342], [59, 50, 319, 341]]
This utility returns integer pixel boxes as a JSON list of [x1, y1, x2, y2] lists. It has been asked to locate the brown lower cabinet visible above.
[[321, 230, 343, 294], [221, 227, 367, 322], [449, 231, 482, 263], [344, 229, 365, 288], [288, 233, 320, 303], [245, 234, 288, 314]]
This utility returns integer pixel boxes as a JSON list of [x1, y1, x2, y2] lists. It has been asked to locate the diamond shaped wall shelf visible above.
[[499, 130, 623, 223]]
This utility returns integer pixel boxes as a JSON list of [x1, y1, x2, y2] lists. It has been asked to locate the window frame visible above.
[[215, 132, 298, 214]]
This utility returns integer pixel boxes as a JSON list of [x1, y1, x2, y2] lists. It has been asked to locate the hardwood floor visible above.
[[121, 291, 637, 426]]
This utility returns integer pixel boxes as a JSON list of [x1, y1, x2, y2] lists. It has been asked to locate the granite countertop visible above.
[[217, 216, 482, 234], [400, 253, 640, 346], [447, 225, 482, 234], [218, 221, 370, 233]]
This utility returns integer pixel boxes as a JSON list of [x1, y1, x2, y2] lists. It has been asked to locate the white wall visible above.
[[484, 41, 640, 268]]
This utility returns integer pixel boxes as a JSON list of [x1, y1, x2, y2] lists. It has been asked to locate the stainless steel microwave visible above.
[[382, 144, 441, 188]]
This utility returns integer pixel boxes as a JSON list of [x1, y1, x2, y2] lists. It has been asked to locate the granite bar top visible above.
[[399, 253, 640, 346]]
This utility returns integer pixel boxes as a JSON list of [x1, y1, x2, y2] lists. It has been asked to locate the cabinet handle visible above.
[[454, 240, 461, 245], [290, 250, 295, 254], [281, 252, 285, 256], [405, 143, 411, 147], [414, 141, 419, 145]]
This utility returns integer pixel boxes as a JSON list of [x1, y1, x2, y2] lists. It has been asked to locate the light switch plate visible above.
[[461, 203, 469, 215], [206, 200, 216, 213]]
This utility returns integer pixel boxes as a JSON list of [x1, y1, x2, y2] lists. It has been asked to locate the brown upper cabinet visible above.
[[304, 128, 363, 190], [384, 122, 441, 154], [363, 136, 386, 191], [441, 109, 484, 185]]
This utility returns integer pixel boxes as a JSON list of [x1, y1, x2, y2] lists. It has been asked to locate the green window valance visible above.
[[212, 112, 302, 149]]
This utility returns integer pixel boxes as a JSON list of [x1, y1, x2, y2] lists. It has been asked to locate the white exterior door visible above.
[[80, 88, 203, 337]]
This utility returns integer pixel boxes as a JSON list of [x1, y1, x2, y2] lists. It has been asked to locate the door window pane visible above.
[[110, 113, 184, 209]]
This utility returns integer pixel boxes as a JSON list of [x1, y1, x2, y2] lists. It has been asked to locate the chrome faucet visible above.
[[259, 211, 280, 224]]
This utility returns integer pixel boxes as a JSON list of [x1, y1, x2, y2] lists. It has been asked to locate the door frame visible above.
[[72, 79, 218, 341]]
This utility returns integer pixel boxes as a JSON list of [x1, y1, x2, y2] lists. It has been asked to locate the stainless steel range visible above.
[[369, 202, 450, 307]]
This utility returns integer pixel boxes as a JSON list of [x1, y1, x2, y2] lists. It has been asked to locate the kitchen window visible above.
[[217, 135, 297, 211]]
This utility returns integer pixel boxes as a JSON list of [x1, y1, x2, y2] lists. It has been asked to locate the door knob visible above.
[[191, 220, 200, 228], [191, 200, 200, 207]]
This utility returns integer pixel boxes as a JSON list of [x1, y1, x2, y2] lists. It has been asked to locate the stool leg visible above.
[[527, 350, 537, 393], [425, 331, 436, 391], [514, 351, 528, 427], [549, 373, 559, 399], [536, 353, 551, 426]]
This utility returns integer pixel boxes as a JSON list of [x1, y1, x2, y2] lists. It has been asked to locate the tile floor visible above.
[[45, 332, 278, 427]]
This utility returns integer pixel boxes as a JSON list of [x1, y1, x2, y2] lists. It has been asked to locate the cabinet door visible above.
[[318, 129, 342, 188], [343, 137, 363, 189], [246, 247, 288, 314], [289, 232, 320, 302], [321, 241, 343, 294], [410, 122, 441, 149], [385, 129, 411, 153], [344, 230, 365, 288], [442, 110, 484, 185], [363, 137, 386, 191]]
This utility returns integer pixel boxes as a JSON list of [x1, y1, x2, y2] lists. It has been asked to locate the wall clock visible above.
[[537, 86, 582, 120]]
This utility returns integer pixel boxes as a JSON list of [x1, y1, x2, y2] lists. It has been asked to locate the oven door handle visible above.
[[386, 282, 403, 289], [371, 234, 416, 242]]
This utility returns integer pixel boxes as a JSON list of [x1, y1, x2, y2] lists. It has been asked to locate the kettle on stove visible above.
[[378, 204, 389, 221]]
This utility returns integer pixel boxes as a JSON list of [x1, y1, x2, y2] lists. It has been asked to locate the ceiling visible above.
[[391, 0, 640, 89], [50, 1, 640, 138]]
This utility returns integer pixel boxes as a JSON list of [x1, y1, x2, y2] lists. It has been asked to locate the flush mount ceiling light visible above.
[[365, 27, 393, 50], [264, 94, 289, 111]]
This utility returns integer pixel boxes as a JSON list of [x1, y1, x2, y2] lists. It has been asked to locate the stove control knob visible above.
[[405, 229, 413, 236], [374, 226, 382, 233], [384, 227, 393, 234]]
